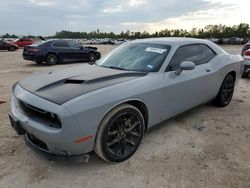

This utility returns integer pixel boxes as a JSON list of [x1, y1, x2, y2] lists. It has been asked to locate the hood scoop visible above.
[[64, 79, 85, 84]]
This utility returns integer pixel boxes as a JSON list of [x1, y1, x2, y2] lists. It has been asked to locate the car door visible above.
[[162, 44, 217, 120], [52, 41, 72, 62], [67, 41, 88, 61]]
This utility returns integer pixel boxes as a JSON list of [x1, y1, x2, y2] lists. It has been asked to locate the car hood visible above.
[[7, 42, 18, 47], [18, 64, 147, 105]]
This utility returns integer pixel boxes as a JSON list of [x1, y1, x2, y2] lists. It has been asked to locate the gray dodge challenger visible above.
[[9, 38, 243, 163]]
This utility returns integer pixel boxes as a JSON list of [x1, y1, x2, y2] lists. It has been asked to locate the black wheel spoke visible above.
[[125, 121, 139, 133], [108, 129, 119, 136], [226, 89, 234, 94], [107, 137, 121, 147], [124, 137, 136, 146], [130, 131, 140, 137]]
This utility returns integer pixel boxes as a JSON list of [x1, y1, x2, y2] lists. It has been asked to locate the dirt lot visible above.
[[0, 45, 249, 188]]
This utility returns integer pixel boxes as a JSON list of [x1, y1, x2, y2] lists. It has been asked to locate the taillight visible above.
[[28, 48, 40, 52], [244, 50, 250, 60], [244, 51, 250, 56]]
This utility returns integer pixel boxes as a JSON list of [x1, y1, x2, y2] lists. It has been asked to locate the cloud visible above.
[[128, 0, 148, 7], [0, 0, 247, 36], [103, 5, 123, 13], [28, 0, 57, 6]]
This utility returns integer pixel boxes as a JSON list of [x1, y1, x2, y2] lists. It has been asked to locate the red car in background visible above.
[[14, 38, 33, 47], [0, 40, 19, 51]]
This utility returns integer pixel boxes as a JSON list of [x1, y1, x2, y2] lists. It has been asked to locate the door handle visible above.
[[205, 68, 211, 72]]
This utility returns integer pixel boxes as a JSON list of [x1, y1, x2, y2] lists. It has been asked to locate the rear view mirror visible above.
[[175, 61, 195, 75]]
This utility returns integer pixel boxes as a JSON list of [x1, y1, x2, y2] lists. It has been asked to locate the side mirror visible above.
[[175, 61, 195, 75], [80, 46, 83, 50]]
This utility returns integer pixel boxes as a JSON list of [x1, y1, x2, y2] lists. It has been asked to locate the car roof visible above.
[[131, 37, 209, 45], [129, 37, 226, 54]]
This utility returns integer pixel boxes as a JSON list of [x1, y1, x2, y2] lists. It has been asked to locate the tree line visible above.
[[53, 23, 250, 39], [1, 23, 250, 39]]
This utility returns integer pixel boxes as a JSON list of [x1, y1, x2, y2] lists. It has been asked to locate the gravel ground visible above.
[[0, 45, 249, 188]]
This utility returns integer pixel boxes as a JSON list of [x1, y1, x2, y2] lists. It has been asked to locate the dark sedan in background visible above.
[[0, 40, 19, 51], [23, 40, 101, 65]]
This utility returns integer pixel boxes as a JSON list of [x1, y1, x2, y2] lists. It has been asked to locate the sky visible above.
[[0, 0, 249, 36]]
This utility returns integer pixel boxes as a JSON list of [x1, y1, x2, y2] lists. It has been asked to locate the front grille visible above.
[[17, 98, 61, 129]]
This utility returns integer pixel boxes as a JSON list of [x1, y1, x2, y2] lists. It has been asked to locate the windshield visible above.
[[96, 43, 170, 72]]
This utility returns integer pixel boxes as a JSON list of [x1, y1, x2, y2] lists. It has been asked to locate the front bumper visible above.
[[9, 84, 96, 156], [25, 133, 90, 162]]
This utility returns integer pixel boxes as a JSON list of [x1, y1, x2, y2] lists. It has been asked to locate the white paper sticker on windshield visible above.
[[147, 65, 153, 69], [145, 47, 167, 54]]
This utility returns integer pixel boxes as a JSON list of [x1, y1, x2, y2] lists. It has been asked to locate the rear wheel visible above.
[[8, 46, 16, 51], [46, 54, 58, 65], [214, 74, 235, 107], [95, 104, 145, 163]]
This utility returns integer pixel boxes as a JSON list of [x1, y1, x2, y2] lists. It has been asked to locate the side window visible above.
[[67, 41, 81, 48], [167, 44, 216, 71], [53, 41, 69, 48], [193, 45, 216, 65]]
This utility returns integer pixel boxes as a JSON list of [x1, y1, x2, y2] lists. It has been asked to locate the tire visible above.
[[8, 46, 16, 51], [88, 52, 95, 62], [95, 104, 145, 163], [241, 72, 248, 78], [214, 74, 235, 107], [46, 53, 58, 65]]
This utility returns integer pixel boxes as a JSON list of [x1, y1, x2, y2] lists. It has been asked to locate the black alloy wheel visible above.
[[88, 53, 95, 62], [214, 74, 235, 107], [95, 104, 144, 163]]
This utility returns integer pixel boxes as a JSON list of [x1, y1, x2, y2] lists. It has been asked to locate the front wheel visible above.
[[214, 74, 235, 107], [88, 52, 95, 62], [95, 104, 145, 163], [8, 46, 16, 51]]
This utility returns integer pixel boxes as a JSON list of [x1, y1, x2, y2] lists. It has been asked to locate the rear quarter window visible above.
[[53, 41, 69, 48], [167, 44, 216, 71]]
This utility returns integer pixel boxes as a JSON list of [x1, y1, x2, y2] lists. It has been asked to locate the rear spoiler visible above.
[[84, 46, 98, 50]]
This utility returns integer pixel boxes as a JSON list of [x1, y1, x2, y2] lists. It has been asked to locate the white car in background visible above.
[[115, 38, 128, 45], [242, 49, 250, 78], [241, 41, 250, 78]]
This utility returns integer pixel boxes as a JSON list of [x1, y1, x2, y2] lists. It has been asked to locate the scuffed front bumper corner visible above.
[[25, 133, 90, 163], [9, 84, 97, 158]]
